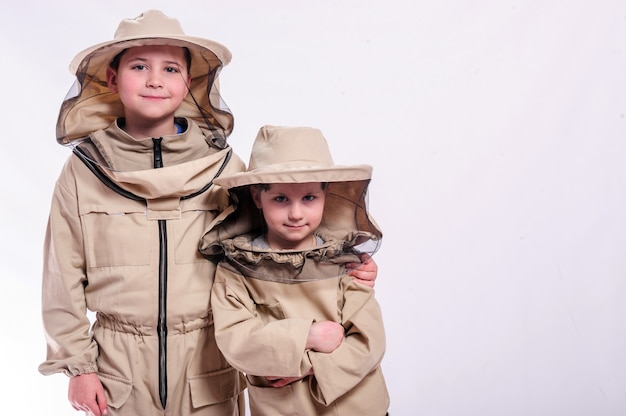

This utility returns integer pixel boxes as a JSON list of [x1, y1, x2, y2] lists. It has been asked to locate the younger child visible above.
[[201, 125, 390, 415]]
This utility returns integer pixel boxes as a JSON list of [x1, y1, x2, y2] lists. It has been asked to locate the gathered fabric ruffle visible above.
[[218, 231, 377, 284]]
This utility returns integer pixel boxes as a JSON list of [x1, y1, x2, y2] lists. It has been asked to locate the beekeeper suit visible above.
[[201, 125, 390, 415], [39, 10, 246, 415]]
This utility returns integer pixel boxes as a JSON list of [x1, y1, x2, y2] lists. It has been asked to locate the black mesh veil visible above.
[[56, 38, 234, 173], [200, 179, 383, 283]]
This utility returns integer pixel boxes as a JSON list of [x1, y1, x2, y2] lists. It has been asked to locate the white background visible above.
[[1, 1, 625, 415]]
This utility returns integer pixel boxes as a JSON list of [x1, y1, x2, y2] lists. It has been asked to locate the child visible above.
[[38, 10, 248, 416], [201, 125, 390, 415], [39, 11, 379, 416]]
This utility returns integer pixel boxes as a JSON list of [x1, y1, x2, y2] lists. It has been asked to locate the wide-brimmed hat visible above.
[[202, 125, 381, 260], [57, 10, 234, 145], [214, 125, 373, 190], [70, 9, 231, 75]]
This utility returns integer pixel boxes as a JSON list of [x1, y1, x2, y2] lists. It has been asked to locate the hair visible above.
[[109, 46, 192, 72], [252, 182, 329, 192]]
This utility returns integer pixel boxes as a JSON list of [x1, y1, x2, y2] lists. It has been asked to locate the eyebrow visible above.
[[126, 57, 185, 67]]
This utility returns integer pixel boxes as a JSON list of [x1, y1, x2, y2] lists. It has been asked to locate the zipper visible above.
[[157, 218, 168, 409], [73, 137, 233, 410], [152, 138, 168, 409]]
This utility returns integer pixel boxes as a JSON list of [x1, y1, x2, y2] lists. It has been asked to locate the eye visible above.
[[132, 64, 147, 71], [273, 195, 288, 203], [165, 66, 181, 73], [303, 195, 316, 202]]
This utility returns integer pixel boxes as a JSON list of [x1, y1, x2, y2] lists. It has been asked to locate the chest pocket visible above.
[[254, 302, 287, 323], [81, 203, 154, 268]]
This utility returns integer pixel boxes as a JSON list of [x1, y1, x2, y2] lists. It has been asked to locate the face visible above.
[[251, 182, 327, 250], [106, 45, 191, 137]]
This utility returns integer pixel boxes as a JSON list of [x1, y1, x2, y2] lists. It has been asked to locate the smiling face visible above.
[[106, 45, 191, 139], [251, 182, 327, 250]]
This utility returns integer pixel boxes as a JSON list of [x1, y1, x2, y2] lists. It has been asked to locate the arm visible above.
[[211, 265, 314, 377], [265, 320, 344, 388], [307, 275, 386, 405], [346, 253, 378, 288], [39, 164, 99, 377], [38, 163, 104, 407]]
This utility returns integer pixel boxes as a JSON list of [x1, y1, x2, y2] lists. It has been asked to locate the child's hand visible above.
[[306, 320, 344, 353], [68, 373, 109, 416], [346, 253, 378, 288], [266, 368, 314, 388]]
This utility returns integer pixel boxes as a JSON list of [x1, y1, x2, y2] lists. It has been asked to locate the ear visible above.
[[250, 186, 263, 209], [106, 67, 119, 93]]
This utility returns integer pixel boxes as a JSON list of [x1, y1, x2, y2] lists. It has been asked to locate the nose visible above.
[[288, 202, 304, 220], [146, 72, 163, 88]]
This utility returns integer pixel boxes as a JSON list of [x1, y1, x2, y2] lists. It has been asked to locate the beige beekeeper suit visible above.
[[210, 236, 390, 415], [39, 10, 246, 415], [200, 125, 390, 415]]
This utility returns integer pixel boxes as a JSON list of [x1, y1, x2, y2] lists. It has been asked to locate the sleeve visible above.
[[38, 160, 99, 377], [211, 265, 314, 377], [307, 275, 386, 405]]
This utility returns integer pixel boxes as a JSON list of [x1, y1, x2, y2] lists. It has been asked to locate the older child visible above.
[[38, 10, 247, 416], [39, 11, 378, 416], [201, 125, 390, 415]]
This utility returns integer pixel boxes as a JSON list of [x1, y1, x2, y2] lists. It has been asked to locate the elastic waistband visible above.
[[95, 312, 212, 336]]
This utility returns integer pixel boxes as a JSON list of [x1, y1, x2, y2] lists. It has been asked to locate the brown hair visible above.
[[252, 182, 329, 192], [109, 46, 192, 72]]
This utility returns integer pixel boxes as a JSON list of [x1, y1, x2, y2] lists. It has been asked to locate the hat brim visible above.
[[214, 164, 373, 190], [59, 35, 233, 145], [69, 35, 231, 74]]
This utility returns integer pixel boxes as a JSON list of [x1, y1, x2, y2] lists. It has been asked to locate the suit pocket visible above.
[[188, 367, 245, 408], [98, 372, 133, 409], [81, 203, 153, 268], [256, 302, 286, 322]]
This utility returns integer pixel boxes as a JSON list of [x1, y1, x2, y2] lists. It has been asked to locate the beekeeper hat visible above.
[[214, 125, 373, 189], [58, 10, 233, 144]]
